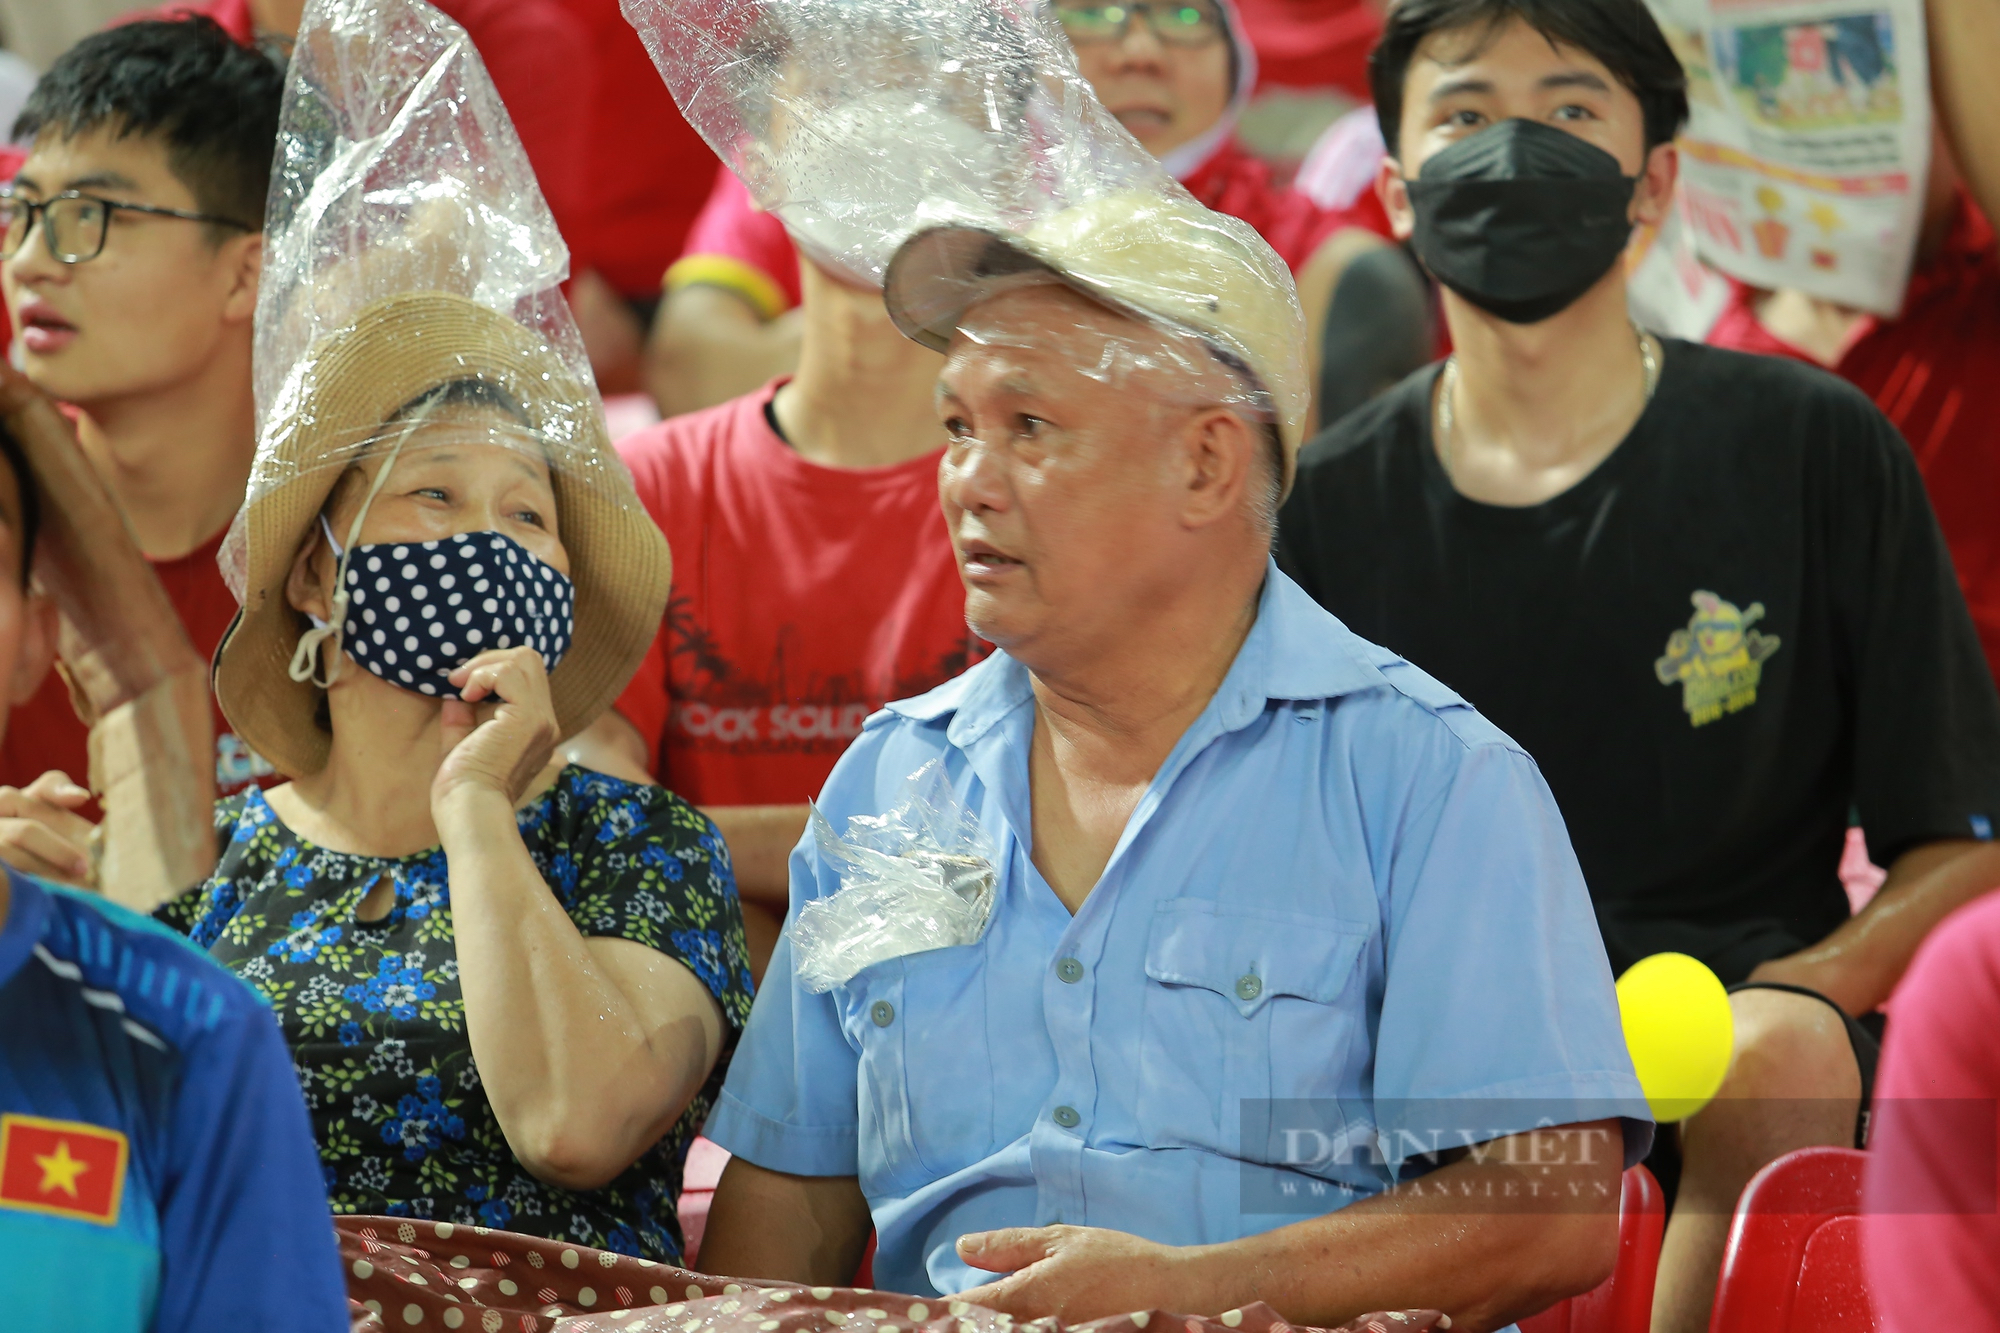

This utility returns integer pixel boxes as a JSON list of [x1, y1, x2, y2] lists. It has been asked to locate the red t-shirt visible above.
[[0, 529, 276, 798], [1707, 193, 2000, 680], [668, 139, 1385, 318], [613, 382, 988, 805], [151, 0, 594, 264], [556, 0, 719, 299], [1863, 888, 2000, 1333]]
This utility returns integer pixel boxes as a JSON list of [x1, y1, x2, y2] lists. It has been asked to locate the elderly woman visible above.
[[158, 291, 752, 1261]]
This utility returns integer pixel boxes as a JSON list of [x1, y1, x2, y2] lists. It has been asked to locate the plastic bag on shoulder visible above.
[[791, 760, 998, 992]]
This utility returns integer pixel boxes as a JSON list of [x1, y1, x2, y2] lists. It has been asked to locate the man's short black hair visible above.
[[12, 16, 285, 232], [1370, 0, 1690, 160], [0, 424, 40, 586]]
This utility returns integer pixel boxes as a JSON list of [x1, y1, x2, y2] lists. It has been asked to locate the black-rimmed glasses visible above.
[[0, 186, 253, 264]]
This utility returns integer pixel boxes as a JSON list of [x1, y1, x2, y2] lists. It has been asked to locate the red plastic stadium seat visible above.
[[1708, 1146, 1880, 1333], [1519, 1165, 1665, 1333]]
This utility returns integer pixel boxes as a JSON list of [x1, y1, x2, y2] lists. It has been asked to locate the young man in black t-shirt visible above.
[[1277, 2, 2000, 1330]]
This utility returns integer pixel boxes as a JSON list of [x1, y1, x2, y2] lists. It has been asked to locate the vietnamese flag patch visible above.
[[0, 1114, 128, 1225]]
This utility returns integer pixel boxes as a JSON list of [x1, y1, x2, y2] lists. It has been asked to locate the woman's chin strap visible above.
[[286, 407, 432, 691]]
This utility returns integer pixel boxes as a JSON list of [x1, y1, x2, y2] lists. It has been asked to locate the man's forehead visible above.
[[1412, 17, 1618, 88], [16, 126, 180, 196]]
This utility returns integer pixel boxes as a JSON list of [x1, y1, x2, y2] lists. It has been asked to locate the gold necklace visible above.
[[1437, 322, 1660, 485]]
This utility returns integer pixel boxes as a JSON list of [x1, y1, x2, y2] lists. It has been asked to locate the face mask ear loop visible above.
[[287, 405, 435, 690]]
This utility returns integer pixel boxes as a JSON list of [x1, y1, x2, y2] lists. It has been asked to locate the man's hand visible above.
[[0, 771, 97, 885], [955, 1225, 1453, 1329], [432, 648, 560, 814], [1330, 1315, 1451, 1333], [956, 1225, 1209, 1321]]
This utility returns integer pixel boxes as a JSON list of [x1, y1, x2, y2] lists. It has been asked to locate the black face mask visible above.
[[1406, 119, 1639, 325]]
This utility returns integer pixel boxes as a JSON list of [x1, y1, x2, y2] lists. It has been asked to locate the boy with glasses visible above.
[[0, 16, 282, 882]]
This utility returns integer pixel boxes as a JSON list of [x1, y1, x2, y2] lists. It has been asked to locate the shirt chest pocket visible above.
[[1135, 899, 1373, 1156], [842, 945, 1000, 1195]]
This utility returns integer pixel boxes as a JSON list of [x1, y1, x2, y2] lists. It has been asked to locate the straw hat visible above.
[[883, 189, 1310, 492], [215, 290, 671, 780]]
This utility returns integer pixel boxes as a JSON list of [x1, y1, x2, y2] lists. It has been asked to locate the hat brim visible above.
[[884, 224, 1151, 355], [216, 291, 670, 780], [883, 223, 1290, 480]]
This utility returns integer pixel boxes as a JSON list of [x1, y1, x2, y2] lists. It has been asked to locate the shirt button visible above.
[[1056, 957, 1084, 983], [871, 1000, 895, 1027], [1052, 1105, 1081, 1129], [1235, 973, 1263, 1001]]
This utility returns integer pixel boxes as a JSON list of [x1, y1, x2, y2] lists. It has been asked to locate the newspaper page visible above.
[[1627, 188, 1738, 339], [1643, 0, 1931, 317]]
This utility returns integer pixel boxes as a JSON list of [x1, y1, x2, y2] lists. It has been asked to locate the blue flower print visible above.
[[594, 801, 642, 845], [380, 1075, 465, 1162], [670, 928, 728, 995], [232, 799, 274, 842], [153, 766, 755, 1263], [268, 911, 342, 963], [343, 954, 437, 1020], [639, 844, 686, 882]]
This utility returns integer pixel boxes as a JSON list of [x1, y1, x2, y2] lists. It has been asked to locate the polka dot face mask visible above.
[[321, 523, 575, 699]]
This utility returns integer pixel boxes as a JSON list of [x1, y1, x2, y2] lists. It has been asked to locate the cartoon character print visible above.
[[1655, 590, 1782, 726]]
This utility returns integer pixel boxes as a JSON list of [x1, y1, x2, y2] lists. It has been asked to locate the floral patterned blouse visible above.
[[156, 766, 754, 1262]]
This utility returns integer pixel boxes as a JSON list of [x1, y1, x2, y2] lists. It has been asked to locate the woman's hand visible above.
[[432, 647, 560, 816]]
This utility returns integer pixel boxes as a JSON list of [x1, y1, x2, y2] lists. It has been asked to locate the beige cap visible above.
[[882, 190, 1310, 491]]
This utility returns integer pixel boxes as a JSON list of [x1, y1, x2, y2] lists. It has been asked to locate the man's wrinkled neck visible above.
[[1020, 553, 1264, 750]]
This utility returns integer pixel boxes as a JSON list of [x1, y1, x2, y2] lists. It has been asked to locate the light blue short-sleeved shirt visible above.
[[707, 563, 1651, 1298]]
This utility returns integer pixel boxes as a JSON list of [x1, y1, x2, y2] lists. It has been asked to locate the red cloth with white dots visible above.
[[335, 1215, 1442, 1333]]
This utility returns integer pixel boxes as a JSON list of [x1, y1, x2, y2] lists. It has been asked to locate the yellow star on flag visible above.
[[34, 1140, 89, 1199]]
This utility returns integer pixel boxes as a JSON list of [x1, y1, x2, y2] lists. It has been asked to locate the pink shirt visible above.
[[1863, 888, 2000, 1332]]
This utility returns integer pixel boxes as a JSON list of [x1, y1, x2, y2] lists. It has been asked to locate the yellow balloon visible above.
[[1616, 952, 1735, 1123]]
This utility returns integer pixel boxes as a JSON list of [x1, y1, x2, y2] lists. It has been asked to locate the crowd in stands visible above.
[[0, 0, 1995, 1330]]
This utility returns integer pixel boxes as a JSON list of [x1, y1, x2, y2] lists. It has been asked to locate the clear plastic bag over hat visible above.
[[792, 760, 998, 992], [620, 0, 1170, 290], [226, 0, 608, 602], [620, 0, 1309, 460]]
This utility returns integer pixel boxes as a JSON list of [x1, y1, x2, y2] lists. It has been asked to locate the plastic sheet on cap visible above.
[[620, 0, 1161, 291], [224, 0, 618, 602], [619, 0, 1308, 465]]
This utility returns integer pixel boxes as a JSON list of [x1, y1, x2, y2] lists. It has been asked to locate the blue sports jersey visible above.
[[0, 867, 347, 1332]]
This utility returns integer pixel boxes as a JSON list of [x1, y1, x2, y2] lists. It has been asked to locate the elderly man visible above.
[[694, 185, 1648, 1328]]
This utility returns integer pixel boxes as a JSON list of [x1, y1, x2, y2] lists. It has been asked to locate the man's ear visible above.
[[221, 232, 263, 326], [6, 587, 57, 708], [1179, 406, 1258, 530], [1630, 141, 1679, 230], [1377, 156, 1416, 242], [284, 524, 334, 624]]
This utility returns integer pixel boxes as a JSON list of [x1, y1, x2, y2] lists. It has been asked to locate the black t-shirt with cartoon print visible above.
[[1277, 338, 2000, 983]]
